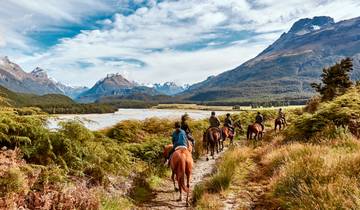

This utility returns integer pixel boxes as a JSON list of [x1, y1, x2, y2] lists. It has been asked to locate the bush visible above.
[[285, 87, 360, 141], [303, 96, 321, 113]]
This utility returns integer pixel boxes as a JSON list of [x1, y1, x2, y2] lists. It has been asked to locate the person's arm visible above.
[[172, 132, 176, 145], [216, 117, 221, 126]]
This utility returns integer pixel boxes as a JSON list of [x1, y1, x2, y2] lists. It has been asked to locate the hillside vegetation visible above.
[[194, 85, 360, 209], [0, 85, 118, 114], [0, 104, 214, 209]]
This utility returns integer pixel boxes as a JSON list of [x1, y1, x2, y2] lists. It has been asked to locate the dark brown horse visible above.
[[221, 121, 242, 149], [247, 123, 263, 140], [203, 127, 221, 161], [274, 117, 286, 132], [163, 142, 193, 206]]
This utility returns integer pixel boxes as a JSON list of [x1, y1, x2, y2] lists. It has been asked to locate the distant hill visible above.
[[182, 16, 360, 103], [0, 57, 63, 95], [0, 57, 88, 98], [77, 73, 161, 103], [0, 85, 75, 107], [55, 82, 89, 99], [153, 82, 188, 95]]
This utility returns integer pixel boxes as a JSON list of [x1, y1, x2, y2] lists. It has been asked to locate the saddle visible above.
[[175, 145, 188, 151]]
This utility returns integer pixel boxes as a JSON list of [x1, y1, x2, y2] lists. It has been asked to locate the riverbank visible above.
[[47, 108, 239, 130]]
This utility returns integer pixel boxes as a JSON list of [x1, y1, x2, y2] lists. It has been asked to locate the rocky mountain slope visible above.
[[0, 57, 87, 98], [76, 73, 160, 103], [0, 57, 63, 95], [153, 82, 188, 95], [183, 16, 360, 102]]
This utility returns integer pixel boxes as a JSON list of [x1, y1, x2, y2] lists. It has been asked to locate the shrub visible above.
[[304, 96, 321, 113], [285, 87, 360, 141]]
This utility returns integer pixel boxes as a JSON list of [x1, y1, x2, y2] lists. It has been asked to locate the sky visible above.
[[0, 0, 360, 87]]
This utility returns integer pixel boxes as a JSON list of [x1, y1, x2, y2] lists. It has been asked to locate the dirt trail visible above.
[[222, 143, 276, 210], [138, 149, 226, 209]]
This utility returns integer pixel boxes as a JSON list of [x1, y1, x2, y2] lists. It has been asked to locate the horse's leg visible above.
[[212, 143, 215, 159], [206, 142, 210, 161], [177, 182, 182, 201], [172, 171, 178, 192], [186, 170, 191, 206]]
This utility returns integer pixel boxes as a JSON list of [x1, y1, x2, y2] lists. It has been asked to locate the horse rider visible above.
[[224, 113, 234, 133], [255, 112, 265, 131], [209, 111, 222, 137], [278, 108, 287, 124], [181, 113, 195, 152], [165, 122, 188, 165]]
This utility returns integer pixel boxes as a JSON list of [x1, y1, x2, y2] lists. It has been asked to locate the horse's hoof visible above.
[[175, 188, 179, 192], [186, 202, 189, 207], [206, 157, 209, 161], [177, 198, 182, 202]]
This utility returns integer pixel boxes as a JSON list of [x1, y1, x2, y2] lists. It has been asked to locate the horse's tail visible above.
[[177, 153, 189, 193], [247, 125, 251, 140]]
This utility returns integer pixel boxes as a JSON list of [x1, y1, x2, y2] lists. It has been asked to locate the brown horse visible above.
[[274, 117, 286, 132], [163, 142, 193, 206], [221, 121, 242, 149], [247, 123, 263, 140], [203, 127, 221, 161]]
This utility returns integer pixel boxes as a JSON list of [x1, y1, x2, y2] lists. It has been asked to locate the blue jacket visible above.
[[172, 129, 188, 148]]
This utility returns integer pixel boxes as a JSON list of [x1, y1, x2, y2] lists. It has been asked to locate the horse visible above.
[[221, 121, 242, 149], [163, 141, 193, 206], [274, 117, 286, 132], [203, 127, 221, 161], [247, 123, 263, 140]]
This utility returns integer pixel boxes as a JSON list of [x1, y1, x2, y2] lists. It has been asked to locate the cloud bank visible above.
[[0, 0, 359, 87]]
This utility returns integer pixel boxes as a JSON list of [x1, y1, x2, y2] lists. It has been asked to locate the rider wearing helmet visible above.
[[278, 108, 287, 124], [224, 113, 234, 132], [181, 113, 195, 151], [165, 121, 188, 165], [209, 111, 221, 128], [255, 112, 265, 131]]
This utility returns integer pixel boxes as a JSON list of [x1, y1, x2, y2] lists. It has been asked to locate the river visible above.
[[48, 108, 235, 130]]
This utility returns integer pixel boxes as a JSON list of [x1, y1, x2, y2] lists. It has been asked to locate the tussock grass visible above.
[[193, 147, 254, 206], [285, 86, 360, 141]]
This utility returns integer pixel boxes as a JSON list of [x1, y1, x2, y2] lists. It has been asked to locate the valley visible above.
[[0, 4, 360, 209]]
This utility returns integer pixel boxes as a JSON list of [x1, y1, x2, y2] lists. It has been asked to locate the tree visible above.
[[311, 58, 353, 101]]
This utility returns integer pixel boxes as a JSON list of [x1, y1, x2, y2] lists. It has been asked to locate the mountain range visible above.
[[1, 16, 360, 104], [0, 57, 88, 99], [76, 73, 160, 103], [181, 16, 360, 102]]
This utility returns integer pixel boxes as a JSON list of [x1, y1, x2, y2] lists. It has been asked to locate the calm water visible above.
[[48, 108, 235, 130]]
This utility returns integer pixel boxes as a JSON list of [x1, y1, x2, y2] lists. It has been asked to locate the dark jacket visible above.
[[209, 116, 220, 127], [181, 121, 191, 134], [224, 117, 233, 127], [255, 114, 264, 124]]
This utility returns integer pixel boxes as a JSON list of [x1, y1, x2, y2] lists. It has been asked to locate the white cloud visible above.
[[1, 0, 360, 87]]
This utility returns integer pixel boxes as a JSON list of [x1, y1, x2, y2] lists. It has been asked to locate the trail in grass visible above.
[[223, 138, 277, 210], [138, 149, 226, 209]]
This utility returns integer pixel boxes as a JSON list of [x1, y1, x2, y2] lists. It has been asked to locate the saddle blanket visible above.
[[175, 146, 187, 151]]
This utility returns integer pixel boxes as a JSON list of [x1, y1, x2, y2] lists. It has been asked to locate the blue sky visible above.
[[0, 0, 360, 87]]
